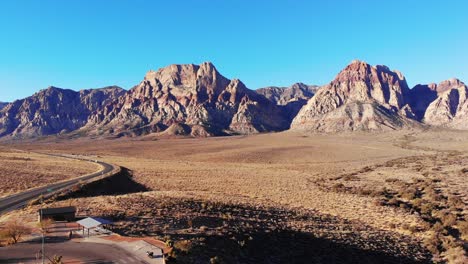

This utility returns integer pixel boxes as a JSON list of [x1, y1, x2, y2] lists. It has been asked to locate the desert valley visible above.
[[0, 60, 467, 264]]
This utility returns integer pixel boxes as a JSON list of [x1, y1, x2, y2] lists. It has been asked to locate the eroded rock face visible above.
[[0, 86, 125, 138], [422, 79, 468, 128], [256, 83, 319, 121], [85, 62, 290, 136], [256, 83, 319, 105], [291, 60, 416, 132]]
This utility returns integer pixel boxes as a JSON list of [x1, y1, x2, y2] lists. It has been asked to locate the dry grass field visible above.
[[1, 129, 467, 263], [0, 147, 101, 197]]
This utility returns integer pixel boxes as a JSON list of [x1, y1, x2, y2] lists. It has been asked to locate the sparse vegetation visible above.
[[0, 148, 100, 197], [2, 130, 468, 262], [0, 221, 32, 244]]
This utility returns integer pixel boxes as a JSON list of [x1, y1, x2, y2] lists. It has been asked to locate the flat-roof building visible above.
[[38, 206, 76, 222]]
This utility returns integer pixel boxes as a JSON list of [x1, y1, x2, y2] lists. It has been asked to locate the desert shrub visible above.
[[373, 199, 386, 206], [165, 239, 174, 247], [424, 233, 442, 255], [399, 187, 417, 200], [425, 188, 443, 202], [0, 221, 32, 244], [353, 187, 373, 196], [431, 222, 446, 235], [440, 214, 457, 228], [420, 202, 435, 216], [174, 240, 193, 253], [457, 220, 468, 240], [387, 197, 399, 206], [385, 178, 400, 183], [447, 195, 463, 209], [343, 174, 358, 181], [441, 235, 461, 251], [442, 246, 467, 264], [331, 183, 346, 192], [430, 177, 442, 183], [408, 224, 419, 234], [37, 218, 54, 234], [210, 256, 220, 264], [411, 198, 423, 209]]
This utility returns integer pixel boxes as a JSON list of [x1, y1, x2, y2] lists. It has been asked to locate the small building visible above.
[[38, 206, 76, 222]]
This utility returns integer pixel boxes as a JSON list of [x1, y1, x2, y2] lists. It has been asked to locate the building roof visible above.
[[38, 206, 76, 215], [77, 217, 113, 229]]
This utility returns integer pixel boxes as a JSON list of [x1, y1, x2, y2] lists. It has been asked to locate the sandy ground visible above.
[[0, 148, 100, 197], [1, 129, 467, 262]]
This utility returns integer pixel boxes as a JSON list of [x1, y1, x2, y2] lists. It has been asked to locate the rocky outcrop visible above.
[[422, 79, 468, 128], [257, 83, 319, 120], [0, 86, 125, 138], [85, 62, 290, 137], [256, 83, 319, 105], [291, 60, 417, 132]]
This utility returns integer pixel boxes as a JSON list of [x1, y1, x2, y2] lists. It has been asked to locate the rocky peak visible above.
[[0, 86, 124, 138], [85, 62, 289, 137], [256, 83, 318, 105], [331, 60, 409, 109], [422, 79, 468, 127], [409, 79, 466, 121], [291, 61, 416, 132], [436, 78, 464, 93]]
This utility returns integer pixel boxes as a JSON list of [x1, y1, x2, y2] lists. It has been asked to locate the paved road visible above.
[[0, 240, 150, 263], [0, 153, 116, 215]]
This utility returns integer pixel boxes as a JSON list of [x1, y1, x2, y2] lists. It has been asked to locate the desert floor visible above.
[[1, 129, 467, 263], [0, 147, 100, 198]]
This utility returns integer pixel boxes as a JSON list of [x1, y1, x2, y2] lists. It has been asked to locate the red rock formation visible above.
[[291, 60, 417, 132], [85, 62, 289, 136]]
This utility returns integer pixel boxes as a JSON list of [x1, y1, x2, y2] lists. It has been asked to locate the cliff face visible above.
[[2, 60, 468, 139], [0, 86, 125, 138], [421, 79, 468, 128], [291, 60, 417, 132], [85, 62, 290, 137], [256, 83, 319, 121], [256, 83, 319, 105]]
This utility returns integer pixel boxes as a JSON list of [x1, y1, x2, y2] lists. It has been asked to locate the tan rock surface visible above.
[[291, 60, 416, 131]]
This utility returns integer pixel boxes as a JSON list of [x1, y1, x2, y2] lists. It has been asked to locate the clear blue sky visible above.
[[0, 0, 467, 102]]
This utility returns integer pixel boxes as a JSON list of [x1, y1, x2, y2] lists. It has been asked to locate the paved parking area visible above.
[[0, 240, 150, 263]]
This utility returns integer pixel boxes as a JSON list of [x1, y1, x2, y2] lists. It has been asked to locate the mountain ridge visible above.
[[0, 60, 467, 139], [291, 60, 418, 132]]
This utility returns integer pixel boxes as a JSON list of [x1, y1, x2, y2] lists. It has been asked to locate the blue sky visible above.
[[0, 0, 467, 102]]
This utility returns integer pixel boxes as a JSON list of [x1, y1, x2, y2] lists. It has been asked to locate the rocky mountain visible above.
[[291, 60, 418, 132], [256, 83, 319, 120], [0, 102, 8, 111], [1, 60, 467, 139], [420, 79, 468, 129], [84, 62, 290, 137], [0, 86, 125, 138], [256, 83, 319, 105]]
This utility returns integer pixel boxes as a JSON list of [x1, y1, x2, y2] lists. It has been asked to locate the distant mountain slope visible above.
[[256, 83, 319, 121], [421, 79, 468, 129], [291, 60, 418, 132], [256, 83, 319, 105], [0, 86, 125, 138], [0, 102, 8, 111], [84, 62, 290, 137], [1, 60, 468, 139]]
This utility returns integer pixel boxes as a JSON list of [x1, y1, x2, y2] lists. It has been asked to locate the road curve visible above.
[[0, 153, 117, 216]]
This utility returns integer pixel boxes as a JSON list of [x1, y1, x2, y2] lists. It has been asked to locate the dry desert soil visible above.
[[1, 129, 467, 263]]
